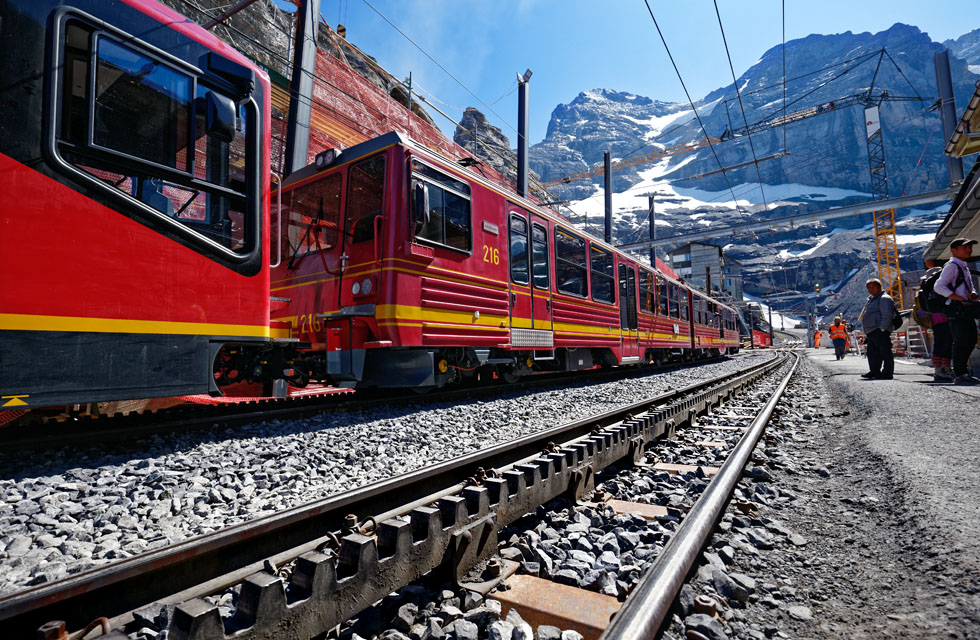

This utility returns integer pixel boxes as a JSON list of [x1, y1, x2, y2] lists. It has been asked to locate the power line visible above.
[[641, 0, 748, 219], [712, 0, 771, 215], [358, 0, 521, 140]]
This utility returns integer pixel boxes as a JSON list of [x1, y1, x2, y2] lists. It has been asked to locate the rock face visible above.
[[530, 24, 978, 198], [452, 108, 547, 200], [530, 89, 689, 200], [524, 23, 979, 311], [155, 0, 434, 126], [944, 28, 980, 70]]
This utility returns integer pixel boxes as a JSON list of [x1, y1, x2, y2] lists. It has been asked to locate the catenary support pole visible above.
[[604, 151, 612, 244], [648, 194, 656, 267], [934, 50, 964, 185], [517, 70, 532, 198], [284, 0, 321, 176]]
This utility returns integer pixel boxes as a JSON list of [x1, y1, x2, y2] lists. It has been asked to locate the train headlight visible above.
[[361, 277, 372, 295], [351, 281, 361, 295]]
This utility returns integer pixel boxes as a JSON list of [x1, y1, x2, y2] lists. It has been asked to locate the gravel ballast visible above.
[[0, 354, 770, 596], [667, 354, 980, 640]]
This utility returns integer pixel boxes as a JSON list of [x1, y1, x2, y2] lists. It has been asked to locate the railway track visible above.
[[2, 352, 796, 639], [0, 354, 740, 452]]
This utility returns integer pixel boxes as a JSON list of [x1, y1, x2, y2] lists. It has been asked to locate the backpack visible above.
[[891, 306, 903, 330], [917, 267, 964, 313]]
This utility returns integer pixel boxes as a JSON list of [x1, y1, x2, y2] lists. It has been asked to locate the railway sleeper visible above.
[[54, 360, 781, 640]]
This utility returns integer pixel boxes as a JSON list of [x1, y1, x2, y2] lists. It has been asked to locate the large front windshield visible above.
[[57, 20, 256, 257]]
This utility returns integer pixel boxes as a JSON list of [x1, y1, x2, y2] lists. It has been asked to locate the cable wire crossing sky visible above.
[[273, 0, 980, 145]]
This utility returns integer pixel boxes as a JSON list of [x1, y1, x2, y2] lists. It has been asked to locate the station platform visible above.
[[803, 348, 980, 572]]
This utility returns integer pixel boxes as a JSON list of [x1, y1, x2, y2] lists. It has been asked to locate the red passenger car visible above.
[[272, 132, 738, 389], [0, 0, 280, 415]]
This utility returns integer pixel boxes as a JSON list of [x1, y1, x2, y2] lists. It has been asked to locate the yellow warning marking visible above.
[[2, 395, 29, 407]]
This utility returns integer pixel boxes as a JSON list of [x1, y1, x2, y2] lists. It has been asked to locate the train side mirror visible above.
[[412, 181, 429, 226], [206, 91, 237, 144]]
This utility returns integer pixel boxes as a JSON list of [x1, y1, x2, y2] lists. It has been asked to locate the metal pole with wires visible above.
[[648, 194, 656, 268]]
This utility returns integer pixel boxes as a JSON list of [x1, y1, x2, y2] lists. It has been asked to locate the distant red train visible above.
[[270, 132, 739, 389], [0, 1, 738, 422]]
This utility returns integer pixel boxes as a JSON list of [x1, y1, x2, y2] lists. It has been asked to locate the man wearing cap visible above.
[[934, 238, 980, 385], [859, 278, 895, 380]]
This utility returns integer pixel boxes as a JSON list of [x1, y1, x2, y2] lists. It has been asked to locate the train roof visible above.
[[279, 131, 735, 313]]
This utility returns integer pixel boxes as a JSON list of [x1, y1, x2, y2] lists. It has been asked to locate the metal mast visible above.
[[863, 98, 903, 308]]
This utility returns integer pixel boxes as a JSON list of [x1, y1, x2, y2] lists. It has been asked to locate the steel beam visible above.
[[617, 189, 954, 252]]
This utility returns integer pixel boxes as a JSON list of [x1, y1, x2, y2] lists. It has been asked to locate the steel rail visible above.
[[599, 353, 800, 640], [0, 355, 782, 638]]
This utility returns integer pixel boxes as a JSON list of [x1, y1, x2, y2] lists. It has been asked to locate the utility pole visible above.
[[284, 0, 321, 176], [604, 151, 612, 243], [516, 69, 532, 198], [768, 305, 774, 344], [648, 194, 656, 268], [934, 50, 964, 185]]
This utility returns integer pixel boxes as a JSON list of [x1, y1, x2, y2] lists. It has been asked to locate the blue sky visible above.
[[276, 1, 978, 145]]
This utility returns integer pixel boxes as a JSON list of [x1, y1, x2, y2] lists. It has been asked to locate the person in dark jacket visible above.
[[859, 278, 895, 380], [934, 238, 980, 384]]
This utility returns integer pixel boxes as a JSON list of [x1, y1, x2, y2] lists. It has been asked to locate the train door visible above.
[[529, 216, 553, 333], [507, 210, 533, 333], [691, 294, 700, 350], [618, 264, 639, 360], [337, 154, 387, 309]]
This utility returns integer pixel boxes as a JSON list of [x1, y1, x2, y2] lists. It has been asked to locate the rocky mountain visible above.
[[531, 24, 978, 200], [452, 108, 545, 200], [944, 28, 980, 72], [516, 23, 980, 315]]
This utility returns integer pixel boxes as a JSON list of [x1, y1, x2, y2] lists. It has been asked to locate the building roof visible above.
[[923, 160, 980, 262], [945, 78, 980, 158]]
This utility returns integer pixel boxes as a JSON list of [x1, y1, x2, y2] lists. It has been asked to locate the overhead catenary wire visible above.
[[358, 0, 522, 141], [712, 0, 771, 215], [178, 0, 554, 195], [641, 0, 748, 219]]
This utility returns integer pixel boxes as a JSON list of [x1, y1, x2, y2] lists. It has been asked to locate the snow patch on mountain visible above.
[[778, 237, 830, 259]]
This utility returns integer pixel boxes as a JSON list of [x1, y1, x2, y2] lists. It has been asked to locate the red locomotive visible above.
[[271, 132, 739, 389], [0, 0, 285, 416], [0, 0, 739, 420]]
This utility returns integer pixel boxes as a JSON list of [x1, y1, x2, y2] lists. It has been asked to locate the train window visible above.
[[639, 269, 656, 315], [555, 227, 587, 297], [531, 223, 550, 290], [657, 275, 669, 315], [679, 288, 689, 321], [347, 155, 385, 244], [286, 173, 342, 263], [668, 283, 680, 319], [590, 246, 615, 304], [412, 160, 472, 252], [510, 215, 529, 285], [52, 19, 260, 260], [694, 297, 702, 324]]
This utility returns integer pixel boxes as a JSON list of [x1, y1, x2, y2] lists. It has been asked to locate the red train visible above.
[[0, 0, 738, 419], [270, 132, 739, 389], [0, 0, 284, 415]]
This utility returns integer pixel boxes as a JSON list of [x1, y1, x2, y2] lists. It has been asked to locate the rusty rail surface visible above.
[[600, 353, 800, 640], [0, 355, 785, 639]]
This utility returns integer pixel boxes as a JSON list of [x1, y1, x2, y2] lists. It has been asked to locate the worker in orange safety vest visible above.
[[813, 329, 821, 349], [829, 317, 849, 360]]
